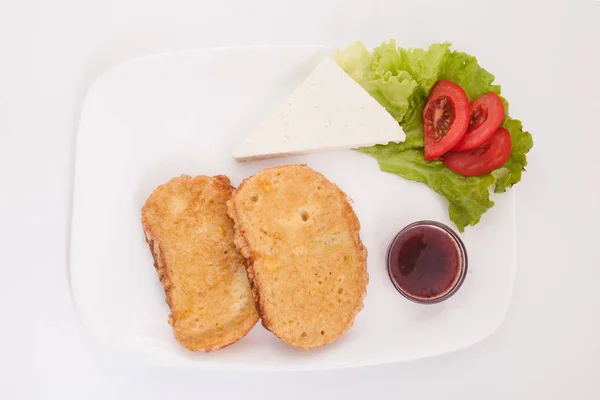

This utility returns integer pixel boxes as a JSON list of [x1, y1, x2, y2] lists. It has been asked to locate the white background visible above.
[[1, 0, 598, 398]]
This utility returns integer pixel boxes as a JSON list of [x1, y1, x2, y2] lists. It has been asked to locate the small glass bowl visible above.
[[386, 220, 468, 304]]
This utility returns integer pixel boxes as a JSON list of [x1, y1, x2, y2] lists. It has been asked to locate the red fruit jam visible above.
[[386, 221, 467, 304]]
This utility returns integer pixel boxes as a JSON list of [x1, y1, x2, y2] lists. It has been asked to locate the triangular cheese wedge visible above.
[[232, 57, 405, 161]]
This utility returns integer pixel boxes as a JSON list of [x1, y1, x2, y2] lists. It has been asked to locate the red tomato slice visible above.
[[442, 127, 512, 177], [423, 80, 470, 161], [452, 92, 505, 151]]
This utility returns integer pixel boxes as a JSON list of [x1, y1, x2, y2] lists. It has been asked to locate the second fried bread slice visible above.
[[228, 165, 368, 349]]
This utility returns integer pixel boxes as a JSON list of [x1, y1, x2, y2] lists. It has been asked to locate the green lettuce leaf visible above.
[[370, 71, 419, 124], [493, 118, 534, 193], [336, 40, 420, 124], [440, 51, 500, 100], [372, 149, 496, 232], [336, 41, 452, 136], [398, 42, 452, 94], [336, 40, 533, 231], [358, 133, 423, 156], [334, 42, 374, 85]]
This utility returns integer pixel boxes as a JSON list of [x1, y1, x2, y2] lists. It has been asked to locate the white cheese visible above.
[[232, 57, 405, 161]]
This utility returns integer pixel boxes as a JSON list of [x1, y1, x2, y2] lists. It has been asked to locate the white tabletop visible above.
[[1, 0, 599, 398]]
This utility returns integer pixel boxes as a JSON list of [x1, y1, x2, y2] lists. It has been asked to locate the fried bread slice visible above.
[[228, 165, 368, 349], [142, 175, 258, 351]]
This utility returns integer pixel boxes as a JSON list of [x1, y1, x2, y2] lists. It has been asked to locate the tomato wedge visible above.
[[442, 127, 512, 177], [453, 92, 505, 151], [423, 80, 470, 161]]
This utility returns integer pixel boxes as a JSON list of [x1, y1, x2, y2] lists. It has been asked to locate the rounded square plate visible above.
[[70, 45, 516, 370]]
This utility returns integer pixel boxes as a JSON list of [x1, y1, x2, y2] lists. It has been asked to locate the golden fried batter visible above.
[[142, 175, 258, 351], [228, 165, 368, 349]]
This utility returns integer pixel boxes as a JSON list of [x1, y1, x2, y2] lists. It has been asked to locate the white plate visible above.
[[70, 45, 516, 370]]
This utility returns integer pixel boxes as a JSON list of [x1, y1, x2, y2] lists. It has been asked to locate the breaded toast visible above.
[[228, 165, 368, 349], [142, 175, 259, 351]]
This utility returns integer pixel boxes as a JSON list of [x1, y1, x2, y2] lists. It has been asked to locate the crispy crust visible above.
[[142, 175, 259, 351], [227, 165, 368, 349], [227, 197, 265, 325]]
